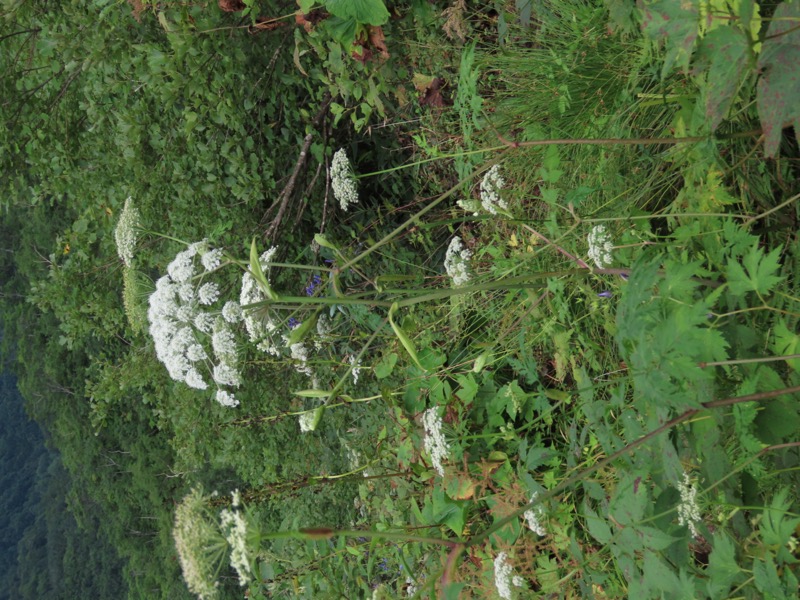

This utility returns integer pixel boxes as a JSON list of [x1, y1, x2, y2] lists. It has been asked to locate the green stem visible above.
[[698, 354, 800, 368], [340, 160, 499, 273]]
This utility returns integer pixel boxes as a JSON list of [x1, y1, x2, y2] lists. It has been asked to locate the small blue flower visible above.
[[598, 290, 613, 298], [288, 317, 301, 329]]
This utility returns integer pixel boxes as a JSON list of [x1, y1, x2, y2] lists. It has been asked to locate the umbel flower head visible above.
[[147, 241, 242, 406], [330, 148, 359, 211], [114, 197, 140, 267], [444, 236, 472, 287], [677, 472, 702, 538], [480, 164, 508, 215], [173, 487, 224, 600], [422, 407, 450, 476], [587, 225, 613, 269]]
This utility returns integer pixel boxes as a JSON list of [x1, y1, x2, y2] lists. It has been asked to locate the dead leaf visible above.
[[417, 77, 450, 108], [295, 9, 328, 32], [218, 0, 245, 12], [368, 26, 390, 60]]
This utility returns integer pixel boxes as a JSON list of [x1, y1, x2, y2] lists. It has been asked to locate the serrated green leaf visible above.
[[325, 0, 389, 25], [706, 533, 741, 600], [771, 320, 800, 372], [726, 244, 784, 296]]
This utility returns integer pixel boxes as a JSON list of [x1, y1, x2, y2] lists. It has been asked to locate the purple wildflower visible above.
[[598, 290, 613, 298]]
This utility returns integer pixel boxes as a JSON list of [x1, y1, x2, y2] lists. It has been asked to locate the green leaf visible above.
[[640, 0, 700, 77], [759, 488, 800, 564], [706, 533, 741, 600], [753, 556, 786, 599], [771, 320, 800, 372], [374, 352, 398, 379], [325, 0, 390, 25], [388, 303, 424, 371], [757, 1, 800, 157], [582, 500, 612, 544], [694, 25, 751, 130], [726, 244, 784, 296], [286, 311, 318, 345], [294, 389, 331, 398]]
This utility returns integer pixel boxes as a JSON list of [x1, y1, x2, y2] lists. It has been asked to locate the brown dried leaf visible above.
[[368, 26, 390, 60], [218, 0, 245, 12]]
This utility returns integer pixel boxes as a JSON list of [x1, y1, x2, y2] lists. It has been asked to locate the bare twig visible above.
[[263, 93, 332, 238]]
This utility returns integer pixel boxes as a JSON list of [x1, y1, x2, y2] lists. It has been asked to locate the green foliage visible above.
[[1, 0, 799, 599]]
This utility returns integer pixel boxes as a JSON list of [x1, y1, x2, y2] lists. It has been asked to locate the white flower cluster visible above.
[[298, 409, 318, 432], [147, 241, 241, 407], [493, 552, 513, 600], [523, 492, 547, 536], [444, 236, 472, 287], [422, 407, 450, 477], [677, 472, 701, 538], [114, 196, 140, 267], [289, 341, 313, 376], [349, 355, 362, 385], [480, 164, 508, 215], [173, 488, 221, 600], [240, 246, 280, 355], [331, 148, 359, 211], [220, 491, 251, 587], [587, 225, 613, 269]]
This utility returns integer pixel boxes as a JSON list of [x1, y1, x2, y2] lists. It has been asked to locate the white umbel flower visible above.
[[240, 247, 279, 349], [331, 148, 359, 211], [299, 410, 318, 432], [523, 492, 547, 536], [215, 389, 239, 407], [220, 505, 251, 587], [480, 165, 508, 215], [493, 552, 513, 600], [422, 407, 450, 477], [677, 472, 701, 538], [114, 197, 140, 267], [587, 225, 613, 269], [198, 282, 220, 305], [201, 247, 223, 272], [222, 300, 243, 324], [444, 236, 472, 287]]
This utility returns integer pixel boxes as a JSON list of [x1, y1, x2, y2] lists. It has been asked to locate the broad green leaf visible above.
[[286, 311, 318, 345], [443, 469, 475, 500], [640, 0, 700, 77], [582, 500, 612, 544], [325, 0, 390, 25], [753, 556, 786, 599], [695, 25, 751, 130], [374, 352, 398, 379], [706, 533, 741, 600], [757, 0, 800, 157], [726, 244, 784, 296]]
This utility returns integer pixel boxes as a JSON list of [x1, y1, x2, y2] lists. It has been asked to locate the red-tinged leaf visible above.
[[757, 1, 800, 157], [694, 25, 751, 130], [639, 0, 700, 77]]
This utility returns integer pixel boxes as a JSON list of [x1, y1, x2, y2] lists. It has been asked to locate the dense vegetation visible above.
[[1, 0, 798, 598]]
